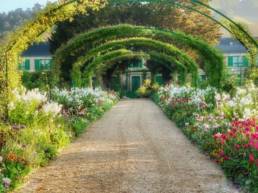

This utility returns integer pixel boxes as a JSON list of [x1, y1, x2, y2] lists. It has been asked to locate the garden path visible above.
[[15, 99, 241, 193]]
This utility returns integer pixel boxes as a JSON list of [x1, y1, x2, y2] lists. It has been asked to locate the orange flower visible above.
[[6, 152, 18, 162]]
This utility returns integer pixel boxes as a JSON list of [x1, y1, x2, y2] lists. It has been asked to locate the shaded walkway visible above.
[[15, 99, 241, 193]]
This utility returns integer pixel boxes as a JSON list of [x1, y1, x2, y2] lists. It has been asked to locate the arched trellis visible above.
[[71, 37, 199, 86], [72, 49, 150, 86], [77, 49, 188, 87], [177, 0, 258, 79], [53, 24, 225, 87], [0, 0, 106, 119], [0, 0, 257, 119], [147, 51, 187, 84]]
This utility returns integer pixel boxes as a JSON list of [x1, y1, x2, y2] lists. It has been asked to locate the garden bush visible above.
[[21, 72, 52, 90], [136, 79, 159, 98], [153, 83, 258, 193]]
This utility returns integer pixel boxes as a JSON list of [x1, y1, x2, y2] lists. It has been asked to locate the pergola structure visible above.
[[0, 0, 257, 119]]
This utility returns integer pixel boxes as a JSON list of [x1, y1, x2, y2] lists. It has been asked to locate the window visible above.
[[35, 59, 52, 71], [128, 60, 143, 68], [228, 55, 249, 67], [19, 59, 30, 71]]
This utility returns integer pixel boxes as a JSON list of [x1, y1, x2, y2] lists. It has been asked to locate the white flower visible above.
[[21, 89, 47, 103], [0, 156, 3, 163], [42, 102, 62, 116], [228, 100, 235, 107]]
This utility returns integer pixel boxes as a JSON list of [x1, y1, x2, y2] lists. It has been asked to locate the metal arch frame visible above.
[[190, 0, 258, 48]]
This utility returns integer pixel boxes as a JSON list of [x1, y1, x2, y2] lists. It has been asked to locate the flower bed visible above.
[[153, 84, 258, 193], [0, 87, 118, 192]]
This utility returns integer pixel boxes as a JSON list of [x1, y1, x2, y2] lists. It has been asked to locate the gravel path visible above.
[[15, 99, 241, 193]]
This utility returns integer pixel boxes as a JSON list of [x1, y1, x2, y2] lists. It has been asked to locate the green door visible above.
[[155, 74, 164, 85], [131, 76, 141, 92]]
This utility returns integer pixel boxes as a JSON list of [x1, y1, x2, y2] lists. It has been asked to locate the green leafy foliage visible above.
[[0, 0, 106, 119], [70, 37, 199, 87], [0, 87, 118, 192], [53, 24, 224, 88], [22, 71, 51, 90], [50, 0, 221, 54]]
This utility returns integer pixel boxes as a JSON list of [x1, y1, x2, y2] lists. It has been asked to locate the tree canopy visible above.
[[49, 0, 220, 53]]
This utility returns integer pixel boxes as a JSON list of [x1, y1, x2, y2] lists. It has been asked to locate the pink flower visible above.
[[249, 139, 258, 150], [214, 133, 222, 139], [251, 133, 258, 139]]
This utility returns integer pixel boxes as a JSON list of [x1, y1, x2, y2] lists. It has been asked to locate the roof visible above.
[[21, 38, 253, 57], [216, 37, 247, 54], [22, 42, 51, 57]]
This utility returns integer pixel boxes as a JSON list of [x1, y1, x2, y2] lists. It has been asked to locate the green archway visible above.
[[0, 0, 106, 119], [72, 49, 149, 86], [0, 0, 257, 119], [71, 37, 199, 86], [53, 24, 225, 87], [76, 49, 188, 87]]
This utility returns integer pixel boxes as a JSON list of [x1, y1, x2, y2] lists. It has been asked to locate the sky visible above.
[[0, 0, 257, 36], [0, 0, 55, 12]]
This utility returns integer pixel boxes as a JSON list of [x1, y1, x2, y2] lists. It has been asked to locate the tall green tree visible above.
[[50, 0, 221, 53]]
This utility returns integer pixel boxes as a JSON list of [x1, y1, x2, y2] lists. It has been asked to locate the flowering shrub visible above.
[[159, 85, 216, 111], [216, 84, 257, 119], [0, 87, 118, 192], [51, 87, 118, 116], [136, 79, 159, 98], [153, 83, 258, 193], [51, 87, 118, 136], [212, 119, 258, 190]]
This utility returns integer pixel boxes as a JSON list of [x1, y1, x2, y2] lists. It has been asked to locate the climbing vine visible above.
[[0, 0, 106, 119], [53, 24, 224, 87], [76, 49, 189, 87], [73, 49, 149, 86], [226, 22, 258, 82], [70, 37, 199, 86]]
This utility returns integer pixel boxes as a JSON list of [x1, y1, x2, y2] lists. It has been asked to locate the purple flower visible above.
[[2, 178, 11, 188]]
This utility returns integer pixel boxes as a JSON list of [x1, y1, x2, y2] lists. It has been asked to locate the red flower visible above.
[[243, 144, 250, 149], [234, 144, 241, 150], [249, 153, 255, 164], [250, 138, 258, 150]]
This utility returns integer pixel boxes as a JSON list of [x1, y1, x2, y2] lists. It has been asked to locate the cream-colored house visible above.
[[20, 43, 52, 72]]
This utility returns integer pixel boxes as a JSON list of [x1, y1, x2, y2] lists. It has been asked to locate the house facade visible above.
[[217, 37, 256, 85], [20, 43, 52, 72], [20, 38, 256, 91]]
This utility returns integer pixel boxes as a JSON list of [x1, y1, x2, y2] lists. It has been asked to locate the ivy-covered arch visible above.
[[71, 37, 199, 86], [0, 0, 257, 120], [53, 24, 225, 87], [146, 51, 187, 84], [72, 49, 150, 86], [77, 49, 188, 87], [0, 0, 106, 119]]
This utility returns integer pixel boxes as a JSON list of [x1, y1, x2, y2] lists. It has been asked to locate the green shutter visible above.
[[35, 59, 41, 71], [228, 56, 233, 67], [46, 59, 52, 70], [25, 59, 30, 70], [243, 56, 249, 67]]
